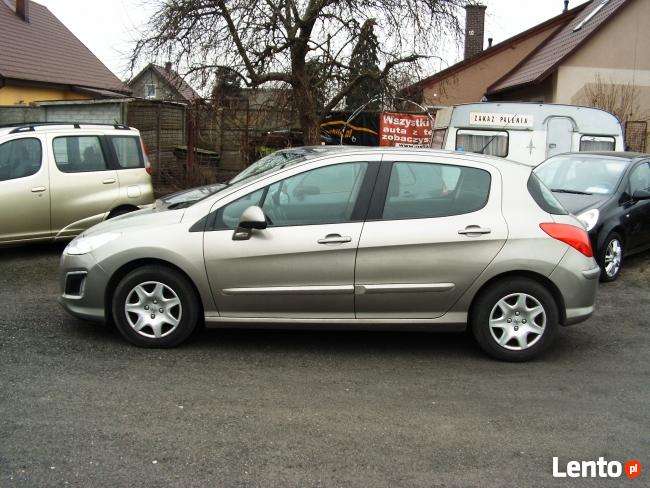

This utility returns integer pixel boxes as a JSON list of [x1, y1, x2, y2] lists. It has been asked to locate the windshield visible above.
[[228, 149, 308, 185], [534, 155, 629, 195]]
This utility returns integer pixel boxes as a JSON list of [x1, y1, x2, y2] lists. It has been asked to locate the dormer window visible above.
[[573, 0, 610, 32]]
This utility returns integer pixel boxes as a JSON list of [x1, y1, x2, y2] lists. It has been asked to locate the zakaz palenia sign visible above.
[[469, 111, 534, 128]]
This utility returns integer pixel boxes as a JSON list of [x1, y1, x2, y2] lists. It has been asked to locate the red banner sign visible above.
[[379, 112, 433, 147]]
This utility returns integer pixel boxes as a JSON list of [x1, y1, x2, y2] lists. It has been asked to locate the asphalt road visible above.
[[1, 243, 648, 487]]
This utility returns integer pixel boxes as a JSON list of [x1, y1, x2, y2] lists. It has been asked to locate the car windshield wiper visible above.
[[551, 188, 593, 195], [167, 201, 195, 210]]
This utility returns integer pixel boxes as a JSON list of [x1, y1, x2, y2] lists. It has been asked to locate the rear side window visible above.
[[456, 129, 508, 157], [53, 136, 108, 172], [527, 173, 568, 215], [0, 138, 42, 181], [580, 135, 615, 151], [382, 162, 490, 220], [109, 136, 144, 169]]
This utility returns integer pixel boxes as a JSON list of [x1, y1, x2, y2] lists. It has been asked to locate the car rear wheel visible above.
[[112, 265, 199, 347], [471, 278, 559, 361], [599, 232, 623, 282]]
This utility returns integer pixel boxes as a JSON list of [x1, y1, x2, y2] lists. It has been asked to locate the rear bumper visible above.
[[58, 252, 109, 323], [550, 251, 600, 326]]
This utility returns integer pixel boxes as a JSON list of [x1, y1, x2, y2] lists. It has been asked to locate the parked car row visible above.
[[2, 119, 648, 361]]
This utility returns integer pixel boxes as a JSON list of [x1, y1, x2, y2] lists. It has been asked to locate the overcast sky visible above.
[[34, 0, 591, 82]]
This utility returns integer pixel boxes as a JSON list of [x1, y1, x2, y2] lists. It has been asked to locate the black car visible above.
[[535, 152, 650, 281]]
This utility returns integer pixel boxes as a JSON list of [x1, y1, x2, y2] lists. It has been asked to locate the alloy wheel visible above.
[[604, 238, 622, 278]]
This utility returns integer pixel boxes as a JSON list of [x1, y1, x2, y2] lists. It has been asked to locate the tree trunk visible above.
[[299, 110, 321, 146], [293, 71, 321, 146]]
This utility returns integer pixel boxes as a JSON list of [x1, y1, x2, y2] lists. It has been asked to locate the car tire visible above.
[[112, 265, 199, 347], [598, 232, 623, 282], [471, 278, 559, 362]]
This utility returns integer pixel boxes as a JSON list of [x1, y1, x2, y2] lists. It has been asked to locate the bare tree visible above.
[[131, 0, 466, 144], [579, 73, 642, 124]]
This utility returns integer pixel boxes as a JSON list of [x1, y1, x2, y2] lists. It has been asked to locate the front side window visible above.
[[217, 162, 368, 229], [456, 129, 508, 157], [109, 136, 144, 169], [382, 162, 490, 220], [580, 135, 615, 151], [0, 138, 42, 181], [629, 163, 650, 195], [53, 136, 108, 173]]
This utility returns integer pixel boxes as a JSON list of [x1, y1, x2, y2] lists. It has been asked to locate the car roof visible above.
[[0, 122, 138, 137], [285, 145, 531, 169], [552, 151, 649, 160]]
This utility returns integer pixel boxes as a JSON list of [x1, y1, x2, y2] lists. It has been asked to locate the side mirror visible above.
[[632, 189, 650, 201], [233, 205, 267, 240]]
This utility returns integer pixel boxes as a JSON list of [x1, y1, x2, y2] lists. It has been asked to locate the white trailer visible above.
[[438, 102, 625, 166]]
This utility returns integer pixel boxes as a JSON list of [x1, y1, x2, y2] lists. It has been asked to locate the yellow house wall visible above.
[[422, 24, 560, 106], [555, 0, 650, 112], [0, 84, 90, 105]]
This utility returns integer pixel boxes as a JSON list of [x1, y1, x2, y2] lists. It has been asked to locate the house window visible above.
[[144, 84, 157, 99], [456, 129, 509, 157], [580, 135, 615, 151]]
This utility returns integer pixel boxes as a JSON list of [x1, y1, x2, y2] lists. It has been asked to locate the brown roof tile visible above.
[[403, 3, 587, 96], [488, 0, 630, 94], [0, 0, 127, 93]]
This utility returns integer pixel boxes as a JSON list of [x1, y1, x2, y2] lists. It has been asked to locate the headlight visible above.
[[576, 209, 599, 231], [65, 233, 121, 255]]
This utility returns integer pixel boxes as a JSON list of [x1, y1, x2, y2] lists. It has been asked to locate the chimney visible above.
[[563, 0, 569, 12], [16, 0, 30, 22], [464, 4, 487, 59], [488, 37, 493, 48], [165, 62, 172, 72]]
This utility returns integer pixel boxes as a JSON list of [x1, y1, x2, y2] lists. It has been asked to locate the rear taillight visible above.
[[540, 223, 593, 257], [140, 137, 152, 175]]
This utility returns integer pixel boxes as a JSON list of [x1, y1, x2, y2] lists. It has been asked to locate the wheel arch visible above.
[[106, 204, 139, 219], [596, 225, 626, 255], [468, 270, 567, 326], [104, 258, 205, 325]]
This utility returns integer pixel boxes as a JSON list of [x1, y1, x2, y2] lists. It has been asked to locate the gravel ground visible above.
[[0, 243, 648, 487]]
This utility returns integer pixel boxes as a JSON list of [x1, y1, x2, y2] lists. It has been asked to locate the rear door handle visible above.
[[103, 178, 116, 184], [318, 234, 352, 244], [458, 226, 491, 236], [31, 186, 46, 193]]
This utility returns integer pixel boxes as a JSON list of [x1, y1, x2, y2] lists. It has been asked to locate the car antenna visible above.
[[477, 114, 518, 155]]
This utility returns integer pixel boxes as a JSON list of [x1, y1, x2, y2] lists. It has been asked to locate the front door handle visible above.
[[31, 186, 46, 193], [318, 234, 352, 244], [103, 178, 116, 184], [458, 226, 491, 236]]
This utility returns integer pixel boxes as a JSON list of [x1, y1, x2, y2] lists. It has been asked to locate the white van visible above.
[[437, 102, 625, 166]]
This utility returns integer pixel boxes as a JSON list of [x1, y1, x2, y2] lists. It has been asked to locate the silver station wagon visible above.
[[59, 147, 600, 361]]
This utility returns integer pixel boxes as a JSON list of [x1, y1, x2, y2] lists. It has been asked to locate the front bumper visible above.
[[58, 251, 109, 323]]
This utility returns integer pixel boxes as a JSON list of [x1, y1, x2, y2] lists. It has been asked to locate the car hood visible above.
[[81, 206, 186, 237], [553, 192, 611, 215]]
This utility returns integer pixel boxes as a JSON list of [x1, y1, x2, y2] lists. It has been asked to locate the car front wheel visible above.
[[112, 265, 199, 347], [599, 232, 623, 282], [471, 278, 559, 361]]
